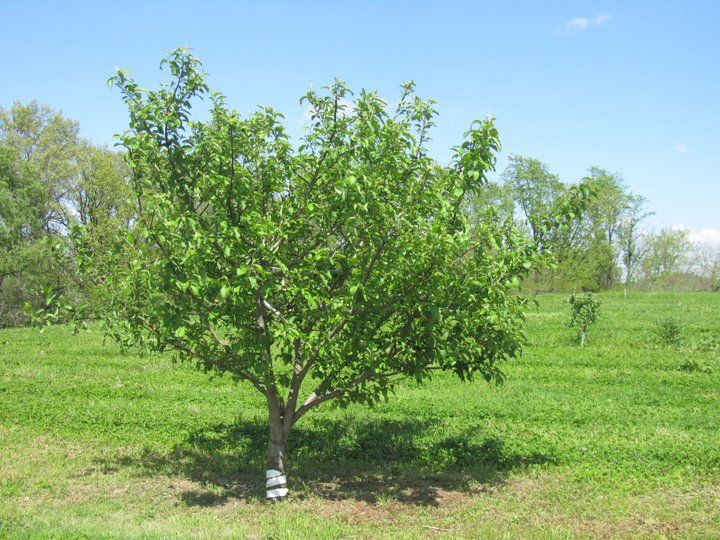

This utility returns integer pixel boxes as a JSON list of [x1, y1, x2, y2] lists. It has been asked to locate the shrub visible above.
[[654, 318, 682, 347], [566, 291, 601, 347]]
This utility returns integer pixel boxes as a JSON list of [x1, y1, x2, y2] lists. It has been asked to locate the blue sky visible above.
[[2, 1, 718, 242]]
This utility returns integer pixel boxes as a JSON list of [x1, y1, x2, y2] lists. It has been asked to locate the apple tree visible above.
[[73, 49, 586, 499]]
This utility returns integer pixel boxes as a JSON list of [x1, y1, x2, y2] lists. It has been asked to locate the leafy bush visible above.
[[566, 291, 601, 347], [654, 317, 682, 347]]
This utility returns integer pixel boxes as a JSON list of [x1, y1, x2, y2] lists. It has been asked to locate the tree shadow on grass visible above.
[[98, 416, 553, 507]]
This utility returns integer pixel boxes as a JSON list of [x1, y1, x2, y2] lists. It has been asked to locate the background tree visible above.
[[617, 193, 652, 286], [0, 101, 81, 233], [463, 178, 514, 232], [558, 240, 617, 292], [558, 168, 651, 291], [696, 245, 720, 291], [65, 50, 587, 499], [69, 143, 131, 231], [0, 146, 49, 324], [582, 168, 627, 244], [501, 154, 566, 242], [0, 102, 80, 325], [497, 161, 654, 292], [498, 155, 582, 291], [579, 168, 627, 288], [0, 103, 130, 325], [640, 228, 693, 285]]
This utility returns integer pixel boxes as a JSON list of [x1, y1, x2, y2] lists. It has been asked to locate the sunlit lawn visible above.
[[1, 291, 719, 538]]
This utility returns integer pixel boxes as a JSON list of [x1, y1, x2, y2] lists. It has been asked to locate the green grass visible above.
[[1, 291, 719, 538]]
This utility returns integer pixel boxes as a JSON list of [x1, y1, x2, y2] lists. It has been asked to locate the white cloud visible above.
[[673, 143, 688, 153], [559, 13, 612, 34], [672, 225, 720, 246], [689, 228, 720, 246]]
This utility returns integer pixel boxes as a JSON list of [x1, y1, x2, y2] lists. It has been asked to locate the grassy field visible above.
[[1, 292, 719, 538]]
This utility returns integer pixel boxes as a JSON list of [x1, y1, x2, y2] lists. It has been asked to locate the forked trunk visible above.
[[266, 399, 288, 500]]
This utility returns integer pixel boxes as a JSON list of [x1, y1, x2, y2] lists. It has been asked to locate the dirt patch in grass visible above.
[[309, 480, 476, 521], [317, 499, 401, 526]]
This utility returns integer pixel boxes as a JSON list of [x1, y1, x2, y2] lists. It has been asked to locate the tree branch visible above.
[[292, 368, 404, 425]]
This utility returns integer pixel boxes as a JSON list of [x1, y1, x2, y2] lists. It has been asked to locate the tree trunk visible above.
[[266, 397, 288, 501], [580, 329, 587, 348]]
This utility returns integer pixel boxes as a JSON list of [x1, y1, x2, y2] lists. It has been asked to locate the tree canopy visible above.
[[64, 49, 590, 498], [0, 101, 129, 326]]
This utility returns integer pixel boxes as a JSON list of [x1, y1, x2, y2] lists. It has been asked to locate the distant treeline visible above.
[[1, 102, 717, 327], [0, 101, 130, 327], [469, 156, 719, 294]]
